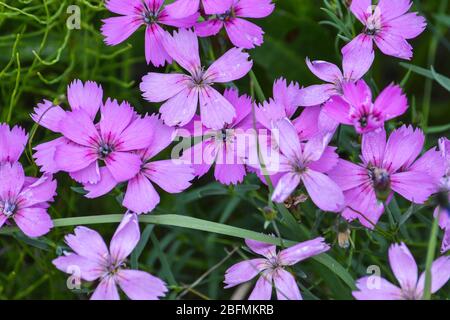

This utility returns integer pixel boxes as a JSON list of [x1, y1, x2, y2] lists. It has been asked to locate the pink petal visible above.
[[349, 0, 372, 24], [158, 9, 199, 28], [272, 78, 301, 118], [67, 80, 103, 120], [361, 128, 386, 167], [341, 184, 384, 228], [387, 12, 427, 39], [123, 173, 160, 214], [382, 125, 424, 172], [84, 167, 118, 198], [162, 28, 201, 75], [164, 0, 200, 19], [101, 15, 142, 46], [234, 0, 275, 18], [141, 115, 176, 160], [388, 242, 418, 291], [18, 175, 57, 208], [301, 169, 344, 212], [31, 100, 66, 132], [224, 258, 267, 288], [224, 88, 253, 127], [305, 58, 342, 83], [69, 161, 101, 184], [322, 96, 352, 125], [199, 86, 236, 130], [116, 269, 167, 300], [353, 276, 402, 300], [273, 269, 302, 300], [224, 18, 264, 49], [297, 84, 335, 107], [64, 226, 109, 264], [159, 87, 199, 127], [204, 47, 252, 83], [248, 273, 273, 300], [272, 118, 301, 161], [0, 124, 28, 163], [409, 148, 446, 182], [59, 109, 100, 147], [145, 24, 172, 67], [144, 159, 194, 192], [390, 171, 436, 204], [271, 172, 301, 203], [416, 256, 450, 295], [33, 137, 65, 174], [308, 146, 339, 173], [341, 79, 372, 107], [105, 0, 143, 15], [256, 100, 287, 130], [105, 151, 142, 182], [140, 72, 190, 103], [53, 253, 104, 281], [374, 84, 408, 121], [195, 19, 223, 37], [341, 34, 374, 80], [203, 0, 233, 14], [377, 0, 412, 21], [214, 163, 246, 185], [292, 106, 320, 140], [342, 37, 374, 80], [91, 276, 120, 300], [54, 141, 97, 173], [14, 207, 53, 237], [328, 159, 368, 191], [245, 239, 276, 258], [279, 237, 330, 266], [0, 162, 25, 200], [99, 99, 134, 145], [374, 32, 413, 60], [110, 213, 140, 263], [116, 115, 155, 151]]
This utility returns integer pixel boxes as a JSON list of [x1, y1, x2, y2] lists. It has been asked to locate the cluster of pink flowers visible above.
[[2, 0, 448, 300], [0, 124, 56, 237]]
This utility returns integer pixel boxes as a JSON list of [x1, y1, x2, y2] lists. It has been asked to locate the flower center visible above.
[[217, 10, 233, 21], [192, 68, 206, 85], [98, 143, 114, 160], [2, 201, 16, 217], [142, 2, 159, 24], [364, 11, 381, 36], [368, 166, 391, 201]]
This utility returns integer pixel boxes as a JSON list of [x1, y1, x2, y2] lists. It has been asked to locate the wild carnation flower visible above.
[[195, 0, 275, 49], [329, 126, 445, 228], [298, 52, 373, 107], [0, 123, 28, 163], [323, 80, 408, 134], [0, 124, 56, 238], [140, 29, 253, 129], [181, 88, 253, 185], [343, 0, 427, 63], [0, 162, 56, 238], [53, 213, 167, 300], [32, 80, 154, 186], [101, 0, 199, 66], [353, 242, 450, 300], [224, 237, 330, 300], [269, 118, 344, 212], [434, 137, 450, 253], [84, 115, 195, 214], [166, 0, 232, 19]]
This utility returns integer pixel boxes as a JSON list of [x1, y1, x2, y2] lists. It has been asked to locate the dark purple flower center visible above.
[[192, 68, 206, 85], [217, 10, 233, 21], [368, 166, 391, 200], [142, 2, 159, 24], [98, 143, 114, 160], [2, 200, 16, 217]]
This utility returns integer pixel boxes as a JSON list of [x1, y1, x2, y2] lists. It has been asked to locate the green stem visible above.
[[422, 212, 440, 300]]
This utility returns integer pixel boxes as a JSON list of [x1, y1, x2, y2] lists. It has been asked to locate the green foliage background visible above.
[[0, 0, 448, 299]]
